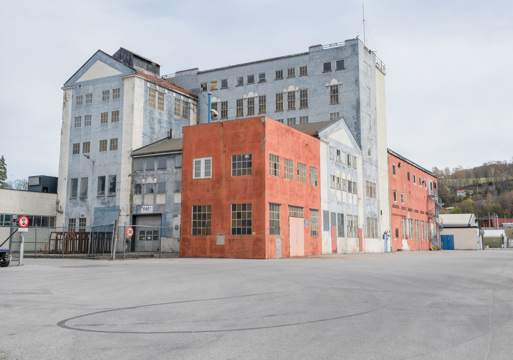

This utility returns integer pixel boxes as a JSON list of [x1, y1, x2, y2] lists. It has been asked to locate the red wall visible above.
[[264, 119, 322, 258], [388, 153, 437, 251], [180, 117, 321, 259]]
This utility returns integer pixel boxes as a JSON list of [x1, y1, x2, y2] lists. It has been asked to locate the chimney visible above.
[[169, 129, 172, 139]]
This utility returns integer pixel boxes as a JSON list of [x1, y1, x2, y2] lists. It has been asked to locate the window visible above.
[[84, 115, 91, 127], [289, 206, 303, 218], [193, 157, 212, 179], [221, 79, 228, 89], [220, 101, 228, 119], [419, 176, 422, 187], [287, 91, 295, 110], [68, 218, 76, 232], [409, 219, 414, 239], [158, 92, 164, 111], [367, 86, 371, 105], [75, 95, 83, 106], [258, 73, 266, 83], [393, 190, 397, 202], [192, 205, 211, 235], [182, 101, 189, 119], [275, 93, 284, 111], [175, 181, 181, 192], [158, 157, 166, 169], [421, 221, 425, 240], [330, 85, 339, 104], [353, 181, 358, 194], [247, 97, 255, 115], [236, 99, 244, 117], [108, 175, 116, 196], [258, 95, 266, 114], [287, 68, 295, 78], [275, 70, 284, 80], [78, 218, 86, 232], [342, 179, 347, 192], [407, 172, 410, 181], [232, 154, 252, 176], [368, 147, 372, 157], [401, 193, 404, 204], [74, 116, 81, 128], [134, 184, 142, 194], [402, 218, 407, 239], [97, 176, 106, 196], [323, 62, 332, 72], [287, 117, 296, 126], [157, 182, 166, 193], [200, 83, 207, 92], [311, 210, 319, 237], [102, 90, 109, 101], [247, 75, 255, 84], [347, 154, 352, 167], [146, 183, 155, 194], [99, 140, 107, 152], [231, 204, 252, 235], [101, 112, 108, 124], [336, 150, 341, 163], [269, 204, 280, 235], [72, 143, 80, 155], [210, 81, 218, 90], [134, 159, 144, 171], [337, 213, 344, 237], [297, 163, 306, 184], [347, 179, 353, 193], [174, 99, 181, 117], [211, 102, 218, 119], [413, 174, 416, 184], [346, 215, 353, 237], [336, 177, 341, 190], [367, 218, 378, 238], [85, 94, 92, 104], [330, 175, 336, 189], [284, 159, 294, 180], [70, 178, 78, 198], [113, 88, 120, 99], [336, 59, 345, 70], [395, 228, 399, 238], [110, 138, 118, 151], [329, 147, 335, 160], [236, 77, 243, 86], [299, 65, 308, 76], [82, 142, 90, 154], [146, 158, 155, 170], [299, 116, 308, 124], [111, 110, 119, 122], [276, 119, 283, 123], [299, 89, 308, 109], [366, 181, 377, 198], [269, 154, 280, 177], [352, 156, 357, 169]]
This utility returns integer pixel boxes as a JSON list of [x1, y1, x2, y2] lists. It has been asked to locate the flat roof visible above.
[[132, 137, 182, 157]]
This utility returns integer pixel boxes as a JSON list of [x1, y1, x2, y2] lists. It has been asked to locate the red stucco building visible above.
[[388, 149, 437, 251], [180, 117, 322, 259]]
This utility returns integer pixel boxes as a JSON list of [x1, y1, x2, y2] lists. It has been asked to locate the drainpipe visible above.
[[207, 92, 212, 123], [56, 199, 63, 214]]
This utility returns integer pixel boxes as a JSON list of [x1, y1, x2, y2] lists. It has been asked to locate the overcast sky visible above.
[[0, 0, 512, 181]]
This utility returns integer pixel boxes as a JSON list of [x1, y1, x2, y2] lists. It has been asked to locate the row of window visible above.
[[323, 211, 359, 238], [399, 218, 430, 240], [69, 176, 116, 199], [134, 181, 181, 194], [329, 175, 357, 194], [269, 154, 318, 186], [75, 89, 120, 106], [392, 164, 437, 191], [72, 139, 117, 154], [134, 156, 182, 171], [148, 89, 190, 119], [74, 110, 120, 128], [191, 204, 320, 237], [0, 214, 56, 227], [213, 87, 340, 120], [68, 218, 88, 232], [365, 181, 377, 199], [329, 147, 358, 168], [200, 61, 346, 92]]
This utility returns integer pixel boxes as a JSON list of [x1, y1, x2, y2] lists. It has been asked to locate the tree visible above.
[[0, 155, 6, 188], [460, 199, 475, 214], [450, 207, 463, 214], [10, 179, 28, 190]]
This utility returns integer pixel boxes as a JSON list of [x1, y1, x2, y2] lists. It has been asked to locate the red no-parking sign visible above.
[[126, 227, 134, 238], [18, 215, 29, 228]]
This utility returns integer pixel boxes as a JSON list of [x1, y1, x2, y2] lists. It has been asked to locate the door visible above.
[[135, 215, 161, 252], [289, 217, 305, 257], [331, 227, 337, 253], [441, 235, 454, 250]]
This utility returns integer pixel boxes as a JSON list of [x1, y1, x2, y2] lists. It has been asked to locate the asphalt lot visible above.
[[1, 250, 512, 360]]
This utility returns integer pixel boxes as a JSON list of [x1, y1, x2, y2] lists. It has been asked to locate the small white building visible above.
[[439, 214, 481, 250]]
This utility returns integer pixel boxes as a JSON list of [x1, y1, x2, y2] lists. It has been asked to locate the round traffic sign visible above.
[[18, 215, 29, 228], [126, 227, 134, 238]]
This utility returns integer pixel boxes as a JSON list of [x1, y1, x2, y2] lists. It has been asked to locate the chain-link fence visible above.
[[1, 224, 178, 260]]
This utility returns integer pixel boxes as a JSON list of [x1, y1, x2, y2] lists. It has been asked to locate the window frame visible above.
[[269, 204, 281, 235], [336, 59, 345, 70], [193, 157, 212, 179], [323, 62, 332, 72], [231, 203, 252, 235], [231, 154, 252, 177]]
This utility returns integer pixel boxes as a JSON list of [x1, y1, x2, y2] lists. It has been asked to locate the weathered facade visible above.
[[180, 117, 321, 259], [58, 49, 198, 234]]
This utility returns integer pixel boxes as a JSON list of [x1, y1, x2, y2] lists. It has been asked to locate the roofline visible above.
[[63, 49, 136, 86], [131, 136, 172, 154], [314, 117, 362, 151], [134, 72, 198, 99], [119, 47, 160, 66], [387, 149, 436, 178], [133, 150, 182, 158]]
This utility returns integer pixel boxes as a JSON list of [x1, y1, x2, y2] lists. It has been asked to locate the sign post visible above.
[[18, 216, 29, 265]]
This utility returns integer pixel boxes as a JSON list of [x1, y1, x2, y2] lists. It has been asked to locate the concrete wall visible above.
[[441, 228, 481, 250]]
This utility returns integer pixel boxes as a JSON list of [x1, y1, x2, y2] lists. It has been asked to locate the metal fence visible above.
[[2, 224, 178, 260]]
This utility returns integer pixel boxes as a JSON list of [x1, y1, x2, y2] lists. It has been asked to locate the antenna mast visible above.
[[362, 4, 366, 47]]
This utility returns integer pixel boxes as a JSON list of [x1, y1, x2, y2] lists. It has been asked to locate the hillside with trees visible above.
[[432, 160, 513, 220]]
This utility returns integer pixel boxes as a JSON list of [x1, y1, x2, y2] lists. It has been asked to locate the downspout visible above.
[[207, 92, 212, 123], [56, 199, 63, 214]]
